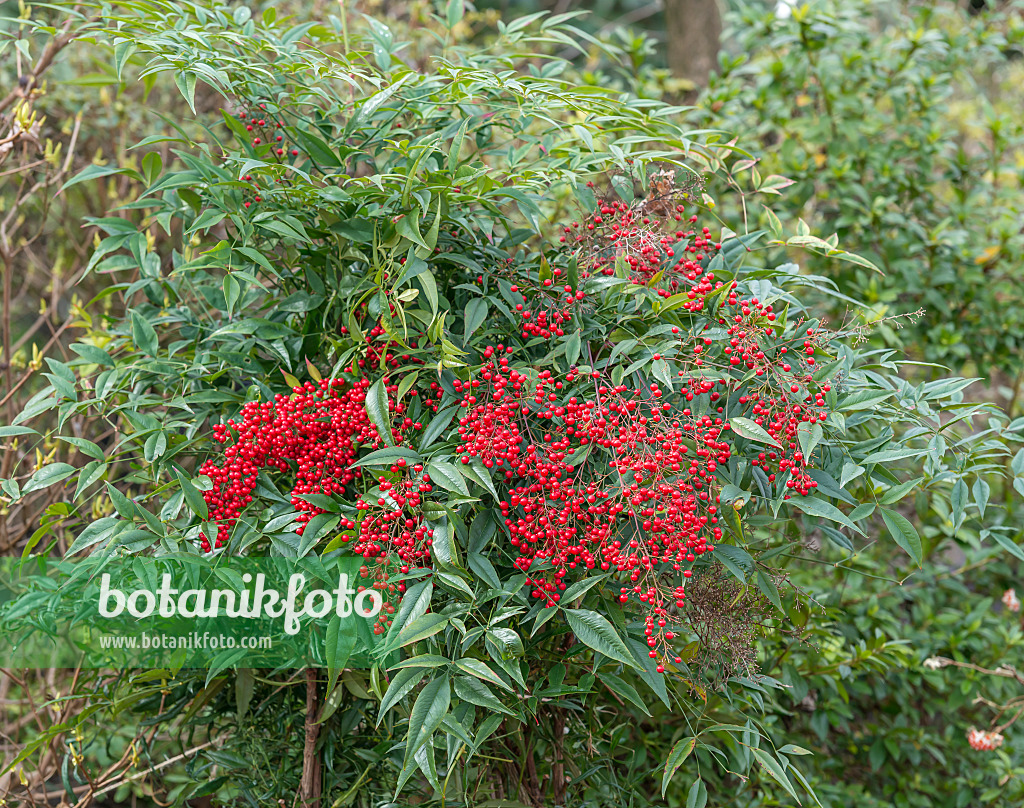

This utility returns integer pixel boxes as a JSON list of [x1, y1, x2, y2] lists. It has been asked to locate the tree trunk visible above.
[[663, 0, 723, 86], [299, 669, 321, 808]]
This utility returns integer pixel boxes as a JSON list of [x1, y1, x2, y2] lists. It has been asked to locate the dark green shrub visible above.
[[701, 0, 1024, 386]]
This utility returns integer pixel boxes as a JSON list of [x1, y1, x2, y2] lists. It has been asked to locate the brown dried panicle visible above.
[[683, 564, 782, 684], [642, 167, 702, 219]]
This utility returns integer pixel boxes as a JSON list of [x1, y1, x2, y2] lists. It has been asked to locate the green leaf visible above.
[[454, 675, 514, 715], [234, 668, 255, 723], [60, 163, 136, 192], [402, 677, 450, 771], [686, 778, 708, 808], [113, 40, 137, 81], [879, 477, 924, 506], [418, 405, 458, 451], [174, 70, 198, 115], [663, 737, 696, 796], [797, 422, 823, 460], [351, 446, 422, 467], [130, 311, 159, 356], [426, 460, 469, 495], [563, 609, 640, 669], [142, 151, 163, 185], [446, 0, 464, 28], [174, 468, 209, 521], [990, 531, 1024, 562], [565, 331, 582, 367], [325, 614, 358, 693], [459, 460, 499, 499], [756, 570, 783, 613], [561, 574, 610, 604], [0, 426, 38, 438], [789, 495, 865, 536], [396, 213, 428, 249], [838, 390, 893, 412], [358, 73, 413, 122], [860, 447, 927, 465], [258, 219, 310, 243], [487, 627, 524, 659], [763, 204, 783, 238], [464, 298, 488, 343], [430, 520, 457, 568], [298, 514, 339, 555], [973, 477, 990, 518], [390, 655, 450, 670], [293, 129, 342, 167], [750, 747, 800, 802], [840, 462, 865, 489], [396, 371, 419, 403], [879, 507, 922, 566], [651, 358, 672, 391], [377, 667, 428, 723], [419, 271, 439, 315], [387, 580, 432, 642], [56, 434, 103, 460], [599, 672, 651, 716], [714, 543, 754, 582], [66, 516, 118, 555], [454, 658, 511, 691], [423, 198, 442, 253], [730, 416, 783, 448], [74, 461, 106, 500], [950, 478, 967, 528], [397, 613, 449, 647], [22, 463, 76, 494], [365, 378, 395, 447]]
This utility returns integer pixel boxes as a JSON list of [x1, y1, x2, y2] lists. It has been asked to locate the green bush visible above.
[[1, 2, 1023, 806], [700, 0, 1024, 386]]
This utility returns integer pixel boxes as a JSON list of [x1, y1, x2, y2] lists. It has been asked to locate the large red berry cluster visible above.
[[451, 350, 723, 669], [437, 208, 835, 666], [191, 164, 840, 670], [197, 377, 413, 551]]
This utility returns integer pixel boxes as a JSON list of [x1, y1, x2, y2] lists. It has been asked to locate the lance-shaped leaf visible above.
[[364, 378, 394, 447], [564, 608, 640, 669]]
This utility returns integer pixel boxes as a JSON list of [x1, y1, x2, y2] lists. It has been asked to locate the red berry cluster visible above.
[[438, 243, 835, 669], [352, 464, 434, 571], [728, 312, 832, 498], [197, 377, 414, 551], [506, 279, 589, 340], [356, 563, 400, 635], [449, 348, 725, 669], [230, 101, 303, 210], [564, 186, 726, 304], [192, 165, 840, 671], [235, 102, 300, 157]]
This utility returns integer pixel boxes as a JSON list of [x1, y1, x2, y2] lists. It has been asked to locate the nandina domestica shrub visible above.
[[187, 176, 845, 675], [1, 3, 1023, 806]]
